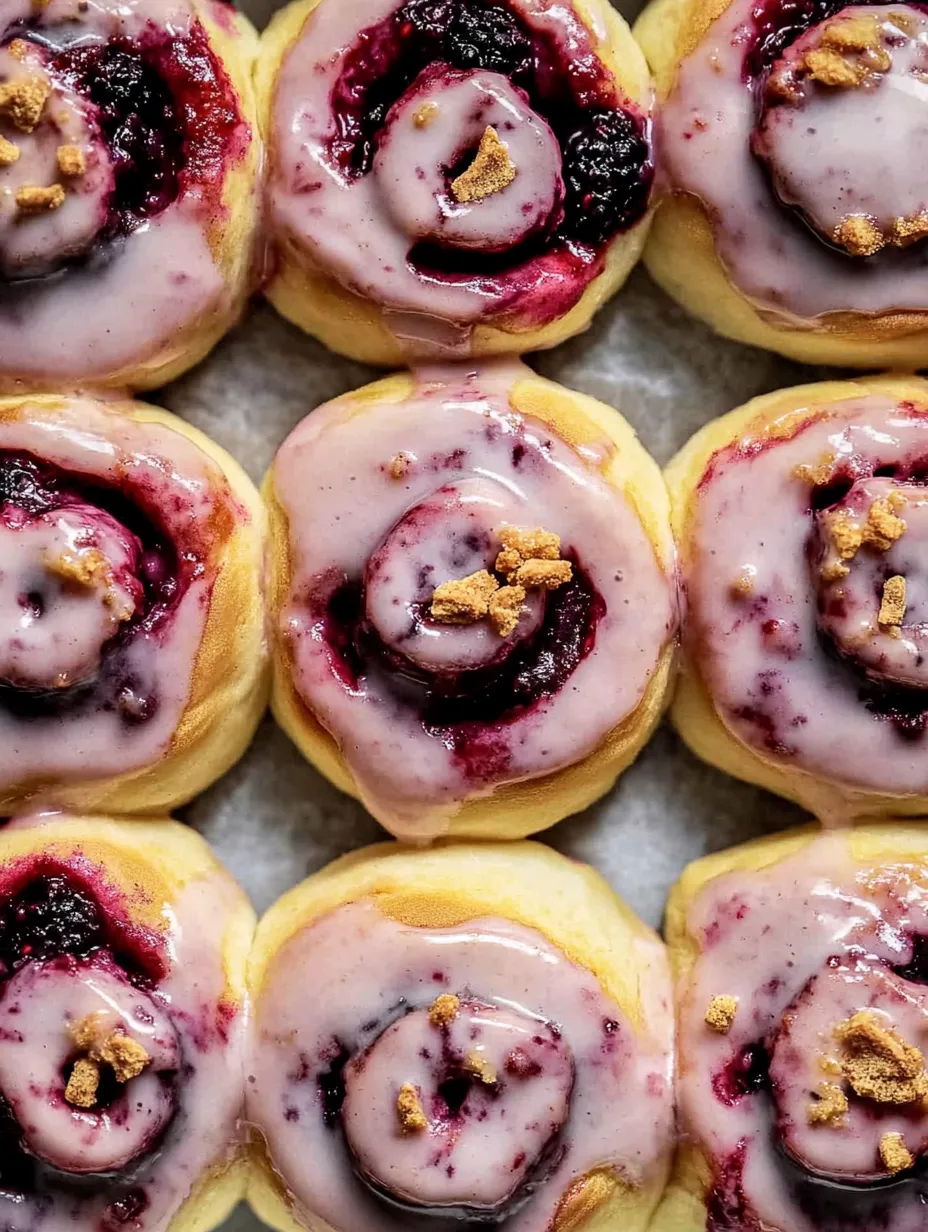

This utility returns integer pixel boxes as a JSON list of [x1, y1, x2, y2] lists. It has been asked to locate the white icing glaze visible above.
[[0, 397, 242, 803], [0, 0, 249, 385], [272, 362, 675, 840], [683, 395, 928, 806], [0, 814, 251, 1232], [268, 0, 620, 356], [246, 900, 674, 1231], [678, 833, 928, 1231], [659, 0, 928, 320]]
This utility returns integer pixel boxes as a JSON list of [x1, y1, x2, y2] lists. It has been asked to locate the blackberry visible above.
[[447, 3, 534, 77], [399, 0, 455, 42], [0, 875, 103, 973], [562, 110, 652, 247]]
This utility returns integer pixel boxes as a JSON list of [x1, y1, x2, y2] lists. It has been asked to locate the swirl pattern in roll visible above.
[[659, 826, 928, 1232], [669, 375, 928, 820], [0, 393, 267, 816], [257, 0, 654, 364], [636, 0, 928, 366], [0, 0, 259, 390], [246, 842, 674, 1232], [0, 812, 254, 1232], [265, 361, 676, 841]]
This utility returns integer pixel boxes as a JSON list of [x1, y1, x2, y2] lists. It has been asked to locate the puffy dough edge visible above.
[[263, 369, 677, 840], [653, 822, 928, 1230], [0, 393, 269, 817], [255, 0, 653, 366], [0, 812, 257, 1232], [666, 372, 928, 822], [245, 839, 673, 1232], [633, 0, 928, 369]]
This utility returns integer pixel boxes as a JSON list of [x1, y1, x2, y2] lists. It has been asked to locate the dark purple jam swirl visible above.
[[329, 0, 652, 253]]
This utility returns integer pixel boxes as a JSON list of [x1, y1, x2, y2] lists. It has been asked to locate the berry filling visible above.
[[0, 450, 188, 725]]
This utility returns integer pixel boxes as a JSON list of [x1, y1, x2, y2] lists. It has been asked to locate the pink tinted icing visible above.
[[246, 900, 674, 1230], [684, 395, 928, 812], [0, 397, 240, 804], [272, 361, 675, 840], [0, 0, 249, 385], [0, 812, 252, 1232], [678, 833, 928, 1231], [659, 1, 928, 321]]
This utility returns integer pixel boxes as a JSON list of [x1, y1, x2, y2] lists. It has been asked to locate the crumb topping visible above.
[[387, 452, 412, 480], [488, 584, 526, 637], [56, 143, 85, 177], [428, 993, 460, 1028], [430, 569, 499, 624], [16, 183, 64, 213], [413, 101, 439, 128], [804, 46, 864, 88], [451, 126, 516, 204], [0, 135, 19, 166], [864, 492, 907, 550], [879, 1130, 914, 1173], [823, 493, 906, 580], [64, 1013, 151, 1108], [806, 1081, 849, 1126], [511, 558, 573, 589], [833, 215, 885, 257], [705, 995, 739, 1033], [47, 547, 110, 590], [7, 40, 28, 62], [835, 1010, 928, 1104], [396, 1082, 428, 1133], [892, 212, 928, 247], [878, 575, 906, 630], [729, 569, 756, 598], [495, 526, 561, 578], [64, 1056, 101, 1109], [0, 75, 50, 133], [464, 1049, 498, 1085], [822, 13, 882, 52], [794, 454, 836, 487]]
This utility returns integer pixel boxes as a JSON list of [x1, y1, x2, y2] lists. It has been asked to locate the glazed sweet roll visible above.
[[669, 375, 928, 821], [246, 841, 674, 1232], [0, 392, 267, 816], [0, 812, 254, 1232], [257, 0, 654, 365], [0, 0, 260, 390], [658, 825, 928, 1232], [265, 362, 676, 841], [636, 0, 928, 367]]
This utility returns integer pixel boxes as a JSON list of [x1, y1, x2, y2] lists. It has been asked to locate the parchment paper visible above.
[[158, 3, 836, 1224]]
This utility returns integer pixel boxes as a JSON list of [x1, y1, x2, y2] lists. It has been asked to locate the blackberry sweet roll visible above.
[[0, 0, 260, 390], [669, 375, 928, 822], [636, 0, 928, 367], [0, 392, 267, 816], [264, 361, 677, 842], [660, 826, 928, 1232], [256, 0, 654, 364], [0, 812, 255, 1232], [245, 842, 675, 1232]]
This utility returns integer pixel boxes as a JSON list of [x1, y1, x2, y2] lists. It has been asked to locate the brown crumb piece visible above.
[[7, 39, 29, 61], [64, 1057, 101, 1109], [822, 13, 882, 51], [464, 1049, 498, 1085], [794, 454, 836, 487], [820, 561, 850, 583], [56, 143, 85, 177], [804, 46, 864, 88], [880, 1131, 914, 1173], [879, 575, 906, 629], [46, 547, 109, 590], [0, 75, 50, 132], [705, 995, 739, 1034], [495, 526, 561, 578], [730, 569, 756, 599], [488, 584, 525, 637], [387, 452, 412, 479], [835, 1010, 928, 1104], [396, 1082, 428, 1133], [16, 183, 64, 214], [828, 510, 864, 560], [863, 492, 906, 551], [833, 215, 885, 257], [99, 1033, 149, 1083], [0, 135, 19, 166], [512, 558, 573, 590], [428, 993, 460, 1028], [892, 212, 928, 247], [430, 570, 498, 625], [413, 101, 439, 128], [806, 1081, 849, 1126], [450, 126, 516, 204]]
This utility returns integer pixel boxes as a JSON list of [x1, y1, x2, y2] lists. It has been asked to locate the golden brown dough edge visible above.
[[245, 839, 673, 1232], [654, 822, 928, 1231], [0, 393, 269, 817], [255, 0, 653, 366], [0, 813, 257, 1232], [633, 0, 928, 369], [0, 1, 263, 394], [262, 370, 677, 840], [666, 373, 928, 822]]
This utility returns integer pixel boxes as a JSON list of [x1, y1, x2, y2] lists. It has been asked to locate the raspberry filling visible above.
[[0, 858, 176, 1198], [0, 451, 185, 724]]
